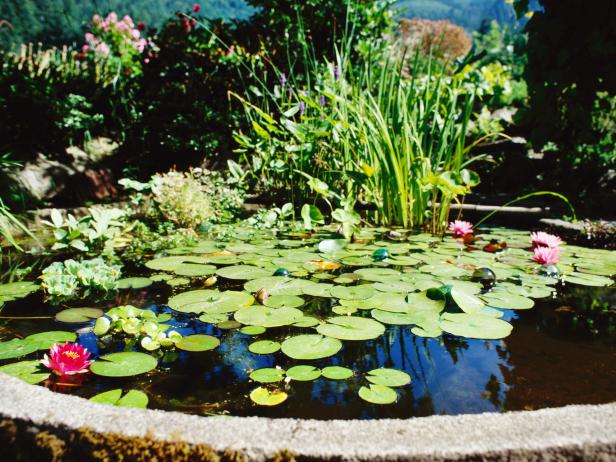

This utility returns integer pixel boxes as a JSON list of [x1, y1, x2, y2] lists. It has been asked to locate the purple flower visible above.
[[280, 72, 287, 88], [319, 95, 326, 107], [287, 87, 293, 98], [299, 101, 306, 117], [334, 65, 340, 80]]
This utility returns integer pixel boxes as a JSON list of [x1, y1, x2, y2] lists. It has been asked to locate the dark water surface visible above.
[[1, 280, 614, 420]]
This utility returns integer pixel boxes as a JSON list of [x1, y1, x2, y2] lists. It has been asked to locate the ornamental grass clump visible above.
[[151, 171, 213, 229]]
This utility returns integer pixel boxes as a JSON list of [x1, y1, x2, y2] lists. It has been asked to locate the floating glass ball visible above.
[[539, 264, 559, 278], [372, 248, 390, 261], [273, 268, 290, 277], [471, 267, 496, 288]]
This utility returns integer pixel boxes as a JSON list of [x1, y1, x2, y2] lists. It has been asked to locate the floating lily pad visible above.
[[168, 290, 254, 314], [150, 274, 173, 282], [250, 387, 288, 406], [176, 335, 220, 352], [166, 277, 190, 287], [0, 360, 49, 384], [293, 316, 321, 328], [480, 292, 534, 310], [244, 277, 312, 296], [330, 284, 376, 300], [216, 265, 272, 280], [286, 365, 321, 381], [248, 340, 281, 354], [264, 294, 304, 308], [366, 368, 411, 387], [55, 308, 103, 323], [0, 339, 40, 360], [563, 272, 613, 287], [198, 313, 228, 324], [217, 320, 241, 330], [173, 263, 217, 277], [281, 334, 342, 360], [440, 313, 513, 339], [358, 384, 397, 404], [25, 331, 77, 349], [318, 239, 347, 253], [353, 268, 401, 282], [370, 309, 416, 325], [90, 389, 149, 408], [117, 277, 153, 289], [145, 256, 209, 272], [235, 306, 303, 327], [322, 366, 354, 380], [450, 287, 485, 314], [90, 352, 158, 377], [317, 316, 385, 341], [240, 325, 266, 335], [250, 367, 285, 383]]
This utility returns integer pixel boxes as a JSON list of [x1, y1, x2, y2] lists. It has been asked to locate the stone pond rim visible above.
[[0, 374, 614, 461]]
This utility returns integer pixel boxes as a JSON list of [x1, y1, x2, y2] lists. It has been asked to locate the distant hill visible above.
[[0, 0, 522, 49]]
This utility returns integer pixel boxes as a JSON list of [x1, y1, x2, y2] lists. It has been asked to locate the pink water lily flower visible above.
[[41, 342, 93, 376], [448, 220, 473, 237], [530, 231, 562, 249], [532, 246, 560, 265]]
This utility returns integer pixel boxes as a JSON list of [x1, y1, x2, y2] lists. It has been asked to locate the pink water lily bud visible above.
[[530, 231, 562, 249], [448, 220, 473, 237], [532, 246, 560, 265], [41, 342, 93, 376], [192, 3, 201, 13]]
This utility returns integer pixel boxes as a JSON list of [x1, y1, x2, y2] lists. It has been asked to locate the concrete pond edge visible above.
[[0, 373, 615, 461]]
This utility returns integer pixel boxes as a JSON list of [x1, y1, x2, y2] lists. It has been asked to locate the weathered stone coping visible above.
[[0, 374, 615, 460]]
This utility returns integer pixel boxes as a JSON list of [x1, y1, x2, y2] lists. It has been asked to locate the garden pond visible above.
[[0, 224, 615, 419]]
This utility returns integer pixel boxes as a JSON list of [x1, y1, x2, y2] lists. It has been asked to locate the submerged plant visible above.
[[41, 342, 93, 376]]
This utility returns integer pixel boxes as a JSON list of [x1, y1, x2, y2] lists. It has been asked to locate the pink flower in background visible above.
[[448, 220, 474, 237], [92, 14, 102, 25], [530, 231, 562, 249], [41, 343, 93, 376], [532, 246, 560, 265], [122, 15, 134, 26], [134, 39, 147, 53], [107, 12, 118, 23], [131, 29, 140, 39], [192, 3, 201, 13], [84, 32, 95, 43], [95, 42, 110, 56]]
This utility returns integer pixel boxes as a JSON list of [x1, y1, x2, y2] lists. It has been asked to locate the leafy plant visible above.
[[42, 207, 126, 253], [246, 203, 294, 229], [40, 258, 121, 301]]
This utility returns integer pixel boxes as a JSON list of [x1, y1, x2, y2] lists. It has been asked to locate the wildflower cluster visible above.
[[80, 12, 154, 75]]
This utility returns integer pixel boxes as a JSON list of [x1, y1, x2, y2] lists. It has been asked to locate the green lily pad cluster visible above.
[[0, 331, 76, 360], [358, 368, 411, 405], [90, 389, 149, 408]]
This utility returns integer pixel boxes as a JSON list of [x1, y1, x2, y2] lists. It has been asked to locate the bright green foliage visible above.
[[90, 389, 149, 409], [40, 258, 121, 301], [42, 207, 126, 254], [93, 305, 184, 352]]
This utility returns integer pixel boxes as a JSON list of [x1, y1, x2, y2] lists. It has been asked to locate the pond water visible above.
[[0, 225, 614, 419]]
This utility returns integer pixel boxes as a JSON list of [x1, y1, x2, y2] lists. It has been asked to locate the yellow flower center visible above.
[[62, 351, 80, 360]]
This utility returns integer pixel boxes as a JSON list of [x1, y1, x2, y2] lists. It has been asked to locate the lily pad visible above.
[[249, 367, 285, 383], [235, 306, 303, 328], [0, 360, 49, 384], [330, 284, 376, 300], [370, 309, 416, 325], [286, 365, 321, 381], [480, 292, 534, 310], [216, 265, 272, 280], [317, 316, 385, 341], [244, 277, 312, 296], [366, 368, 411, 387], [250, 387, 288, 406], [90, 352, 158, 377], [318, 239, 347, 253], [450, 287, 485, 314], [25, 331, 77, 349], [173, 263, 217, 277], [322, 366, 354, 380], [117, 277, 153, 289], [353, 268, 401, 282], [240, 325, 266, 335], [176, 335, 220, 352], [281, 334, 342, 360], [0, 339, 40, 360], [358, 384, 397, 405], [248, 340, 281, 354], [168, 290, 254, 314], [90, 389, 149, 408], [440, 313, 513, 339], [55, 308, 103, 323], [264, 294, 304, 309]]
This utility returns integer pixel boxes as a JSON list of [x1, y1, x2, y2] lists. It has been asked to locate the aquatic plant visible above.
[[530, 231, 562, 249], [532, 246, 560, 265], [42, 207, 126, 254], [41, 342, 93, 376], [448, 220, 474, 237], [40, 258, 121, 300]]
